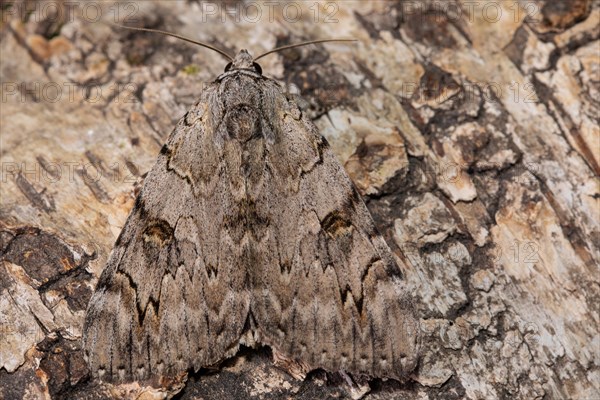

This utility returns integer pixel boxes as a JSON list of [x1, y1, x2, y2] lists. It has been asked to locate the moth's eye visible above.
[[253, 63, 262, 75], [224, 62, 233, 72]]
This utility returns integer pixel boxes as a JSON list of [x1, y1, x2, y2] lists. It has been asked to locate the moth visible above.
[[83, 25, 420, 384]]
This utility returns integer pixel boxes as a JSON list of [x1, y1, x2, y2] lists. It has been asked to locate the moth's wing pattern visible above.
[[82, 86, 252, 382], [84, 69, 419, 383], [250, 80, 420, 380]]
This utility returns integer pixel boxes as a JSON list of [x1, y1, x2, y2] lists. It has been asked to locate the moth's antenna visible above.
[[103, 21, 234, 62], [253, 39, 358, 62]]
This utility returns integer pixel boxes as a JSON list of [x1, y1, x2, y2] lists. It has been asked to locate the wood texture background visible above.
[[1, 1, 598, 399]]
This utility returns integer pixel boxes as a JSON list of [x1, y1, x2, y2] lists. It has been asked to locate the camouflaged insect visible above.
[[83, 45, 420, 383]]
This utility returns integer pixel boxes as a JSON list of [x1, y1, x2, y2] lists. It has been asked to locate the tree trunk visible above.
[[1, 1, 598, 399]]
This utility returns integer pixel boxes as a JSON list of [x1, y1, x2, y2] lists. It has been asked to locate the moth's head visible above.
[[225, 50, 262, 74]]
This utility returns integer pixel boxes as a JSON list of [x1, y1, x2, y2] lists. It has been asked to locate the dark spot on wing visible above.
[[321, 211, 353, 238], [142, 219, 174, 247]]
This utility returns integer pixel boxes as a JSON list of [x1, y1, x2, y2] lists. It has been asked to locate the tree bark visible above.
[[1, 1, 598, 399]]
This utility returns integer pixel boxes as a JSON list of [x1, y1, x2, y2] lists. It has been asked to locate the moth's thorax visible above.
[[218, 74, 269, 143]]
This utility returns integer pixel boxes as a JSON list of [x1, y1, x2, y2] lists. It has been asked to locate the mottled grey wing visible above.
[[82, 90, 251, 382], [250, 81, 420, 380]]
